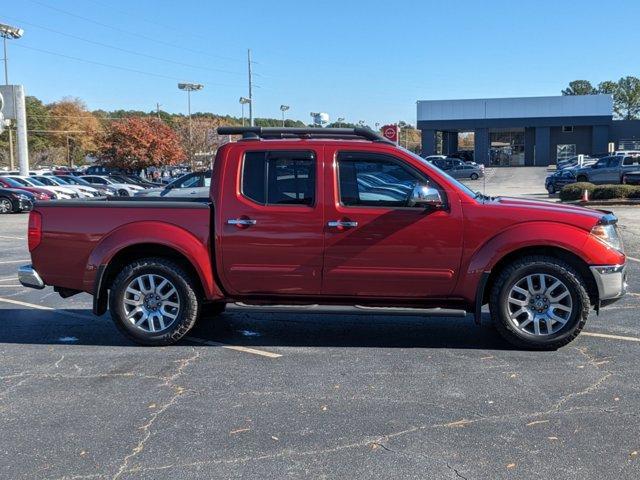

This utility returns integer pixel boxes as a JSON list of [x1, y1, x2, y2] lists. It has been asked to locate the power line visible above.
[[13, 43, 240, 88], [4, 16, 244, 76], [27, 0, 242, 63]]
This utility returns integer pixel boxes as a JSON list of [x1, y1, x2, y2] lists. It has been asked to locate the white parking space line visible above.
[[0, 296, 283, 357], [0, 297, 94, 320], [626, 256, 640, 263], [0, 235, 25, 240], [583, 332, 640, 343], [0, 285, 23, 288], [185, 336, 282, 358], [0, 259, 30, 265], [0, 277, 17, 282]]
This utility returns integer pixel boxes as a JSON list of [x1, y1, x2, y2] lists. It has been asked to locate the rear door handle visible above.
[[227, 218, 257, 226], [327, 220, 358, 229]]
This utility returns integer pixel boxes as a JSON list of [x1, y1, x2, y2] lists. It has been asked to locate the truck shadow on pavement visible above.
[[0, 308, 519, 350]]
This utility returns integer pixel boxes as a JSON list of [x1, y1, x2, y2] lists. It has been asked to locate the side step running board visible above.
[[230, 303, 468, 317]]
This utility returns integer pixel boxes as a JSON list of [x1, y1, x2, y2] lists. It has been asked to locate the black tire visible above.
[[0, 197, 14, 214], [576, 175, 588, 183], [470, 173, 479, 180], [109, 257, 200, 346], [546, 184, 556, 194], [118, 189, 130, 197], [489, 255, 590, 350]]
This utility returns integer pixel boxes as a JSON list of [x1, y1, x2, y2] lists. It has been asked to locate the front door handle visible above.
[[327, 219, 358, 229], [227, 218, 257, 227]]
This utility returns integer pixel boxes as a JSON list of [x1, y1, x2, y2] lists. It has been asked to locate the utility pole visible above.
[[3, 36, 14, 170], [156, 102, 161, 120], [247, 49, 253, 126]]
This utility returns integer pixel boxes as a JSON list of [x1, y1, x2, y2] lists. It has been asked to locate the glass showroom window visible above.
[[556, 144, 576, 162]]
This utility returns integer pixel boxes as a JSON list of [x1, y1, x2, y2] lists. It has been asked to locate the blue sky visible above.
[[4, 0, 640, 125]]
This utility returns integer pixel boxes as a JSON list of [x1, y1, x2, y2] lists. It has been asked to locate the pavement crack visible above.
[[111, 349, 200, 480], [446, 462, 468, 480]]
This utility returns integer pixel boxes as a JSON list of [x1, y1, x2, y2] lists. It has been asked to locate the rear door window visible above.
[[241, 151, 316, 206]]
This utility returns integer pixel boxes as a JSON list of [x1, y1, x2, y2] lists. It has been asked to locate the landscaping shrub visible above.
[[629, 188, 640, 199], [559, 182, 595, 201], [591, 184, 638, 200]]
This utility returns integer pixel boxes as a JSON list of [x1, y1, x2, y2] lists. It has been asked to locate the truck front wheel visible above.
[[489, 256, 590, 350], [109, 257, 200, 346]]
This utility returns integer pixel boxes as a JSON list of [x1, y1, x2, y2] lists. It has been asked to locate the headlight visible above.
[[591, 224, 624, 252]]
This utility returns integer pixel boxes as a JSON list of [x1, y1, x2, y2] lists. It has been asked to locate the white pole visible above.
[[15, 85, 29, 175]]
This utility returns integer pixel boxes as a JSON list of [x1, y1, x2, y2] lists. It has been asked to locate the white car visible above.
[[80, 175, 145, 196], [6, 176, 77, 199], [32, 175, 100, 198]]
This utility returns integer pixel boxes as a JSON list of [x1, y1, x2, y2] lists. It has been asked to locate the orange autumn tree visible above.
[[100, 117, 186, 170]]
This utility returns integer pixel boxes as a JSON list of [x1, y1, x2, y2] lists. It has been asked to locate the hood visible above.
[[491, 196, 607, 230]]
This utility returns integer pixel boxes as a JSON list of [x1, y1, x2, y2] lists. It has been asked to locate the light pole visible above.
[[1, 23, 23, 172], [239, 97, 251, 126], [336, 117, 345, 128], [178, 82, 203, 169], [280, 105, 290, 127]]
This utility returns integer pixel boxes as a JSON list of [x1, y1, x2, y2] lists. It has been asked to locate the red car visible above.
[[0, 176, 54, 201], [18, 127, 627, 349]]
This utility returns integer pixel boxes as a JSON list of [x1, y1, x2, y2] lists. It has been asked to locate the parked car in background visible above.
[[54, 175, 117, 197], [108, 174, 160, 189], [0, 187, 34, 214], [447, 163, 484, 180], [421, 154, 446, 162], [574, 155, 640, 184], [557, 155, 597, 170], [80, 175, 144, 196], [0, 177, 54, 201], [32, 175, 100, 198], [135, 171, 211, 198], [5, 176, 77, 199], [546, 169, 577, 194], [622, 171, 640, 185]]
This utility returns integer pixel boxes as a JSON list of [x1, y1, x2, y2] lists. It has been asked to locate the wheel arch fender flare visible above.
[[85, 221, 223, 315]]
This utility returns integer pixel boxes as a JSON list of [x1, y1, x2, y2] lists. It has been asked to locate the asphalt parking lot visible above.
[[1, 168, 639, 479]]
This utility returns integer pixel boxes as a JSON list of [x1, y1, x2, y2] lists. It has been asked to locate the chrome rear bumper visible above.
[[18, 265, 45, 290], [590, 264, 627, 303]]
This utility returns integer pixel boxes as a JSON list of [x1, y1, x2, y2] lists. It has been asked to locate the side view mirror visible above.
[[408, 184, 444, 208]]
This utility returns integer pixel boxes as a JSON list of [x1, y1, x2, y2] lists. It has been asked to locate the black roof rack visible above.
[[216, 126, 394, 144]]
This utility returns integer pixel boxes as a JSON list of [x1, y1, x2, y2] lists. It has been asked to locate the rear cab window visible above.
[[241, 150, 316, 206]]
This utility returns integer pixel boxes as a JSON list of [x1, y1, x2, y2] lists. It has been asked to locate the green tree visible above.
[[597, 80, 618, 95], [561, 80, 596, 95], [613, 76, 640, 120]]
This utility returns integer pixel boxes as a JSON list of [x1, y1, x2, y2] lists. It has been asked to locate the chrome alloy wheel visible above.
[[507, 273, 573, 336], [123, 274, 181, 333], [0, 198, 12, 214]]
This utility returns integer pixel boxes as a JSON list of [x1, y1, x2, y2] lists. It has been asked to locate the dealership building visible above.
[[417, 95, 640, 166]]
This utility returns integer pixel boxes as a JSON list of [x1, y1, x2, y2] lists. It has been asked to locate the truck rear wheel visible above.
[[489, 255, 590, 350], [109, 257, 200, 346]]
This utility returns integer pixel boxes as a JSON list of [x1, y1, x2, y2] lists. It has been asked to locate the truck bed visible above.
[[31, 199, 212, 294]]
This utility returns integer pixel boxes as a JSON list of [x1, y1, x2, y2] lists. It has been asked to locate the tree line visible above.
[[0, 95, 421, 170], [561, 77, 640, 120]]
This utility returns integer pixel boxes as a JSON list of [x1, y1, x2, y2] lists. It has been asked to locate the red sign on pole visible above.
[[381, 124, 399, 143]]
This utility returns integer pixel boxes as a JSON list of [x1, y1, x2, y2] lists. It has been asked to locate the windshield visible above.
[[401, 147, 479, 199], [34, 176, 57, 186], [1, 177, 22, 187]]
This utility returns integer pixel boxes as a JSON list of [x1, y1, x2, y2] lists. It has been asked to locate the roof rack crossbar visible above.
[[216, 126, 394, 144]]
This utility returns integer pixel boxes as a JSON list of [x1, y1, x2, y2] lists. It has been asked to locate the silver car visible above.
[[448, 164, 484, 180], [135, 171, 211, 198]]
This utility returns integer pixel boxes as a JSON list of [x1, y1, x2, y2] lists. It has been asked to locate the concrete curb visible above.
[[563, 199, 640, 207]]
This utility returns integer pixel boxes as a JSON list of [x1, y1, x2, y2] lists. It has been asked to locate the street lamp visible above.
[[1, 23, 23, 171], [0, 23, 23, 85], [178, 82, 204, 169], [239, 97, 251, 126], [280, 105, 290, 127], [336, 117, 345, 128]]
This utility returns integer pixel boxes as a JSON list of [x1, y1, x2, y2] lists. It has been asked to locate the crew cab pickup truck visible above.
[[574, 154, 640, 184], [19, 127, 628, 349]]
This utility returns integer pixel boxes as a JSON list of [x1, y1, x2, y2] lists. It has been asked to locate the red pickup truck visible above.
[[19, 127, 627, 349]]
